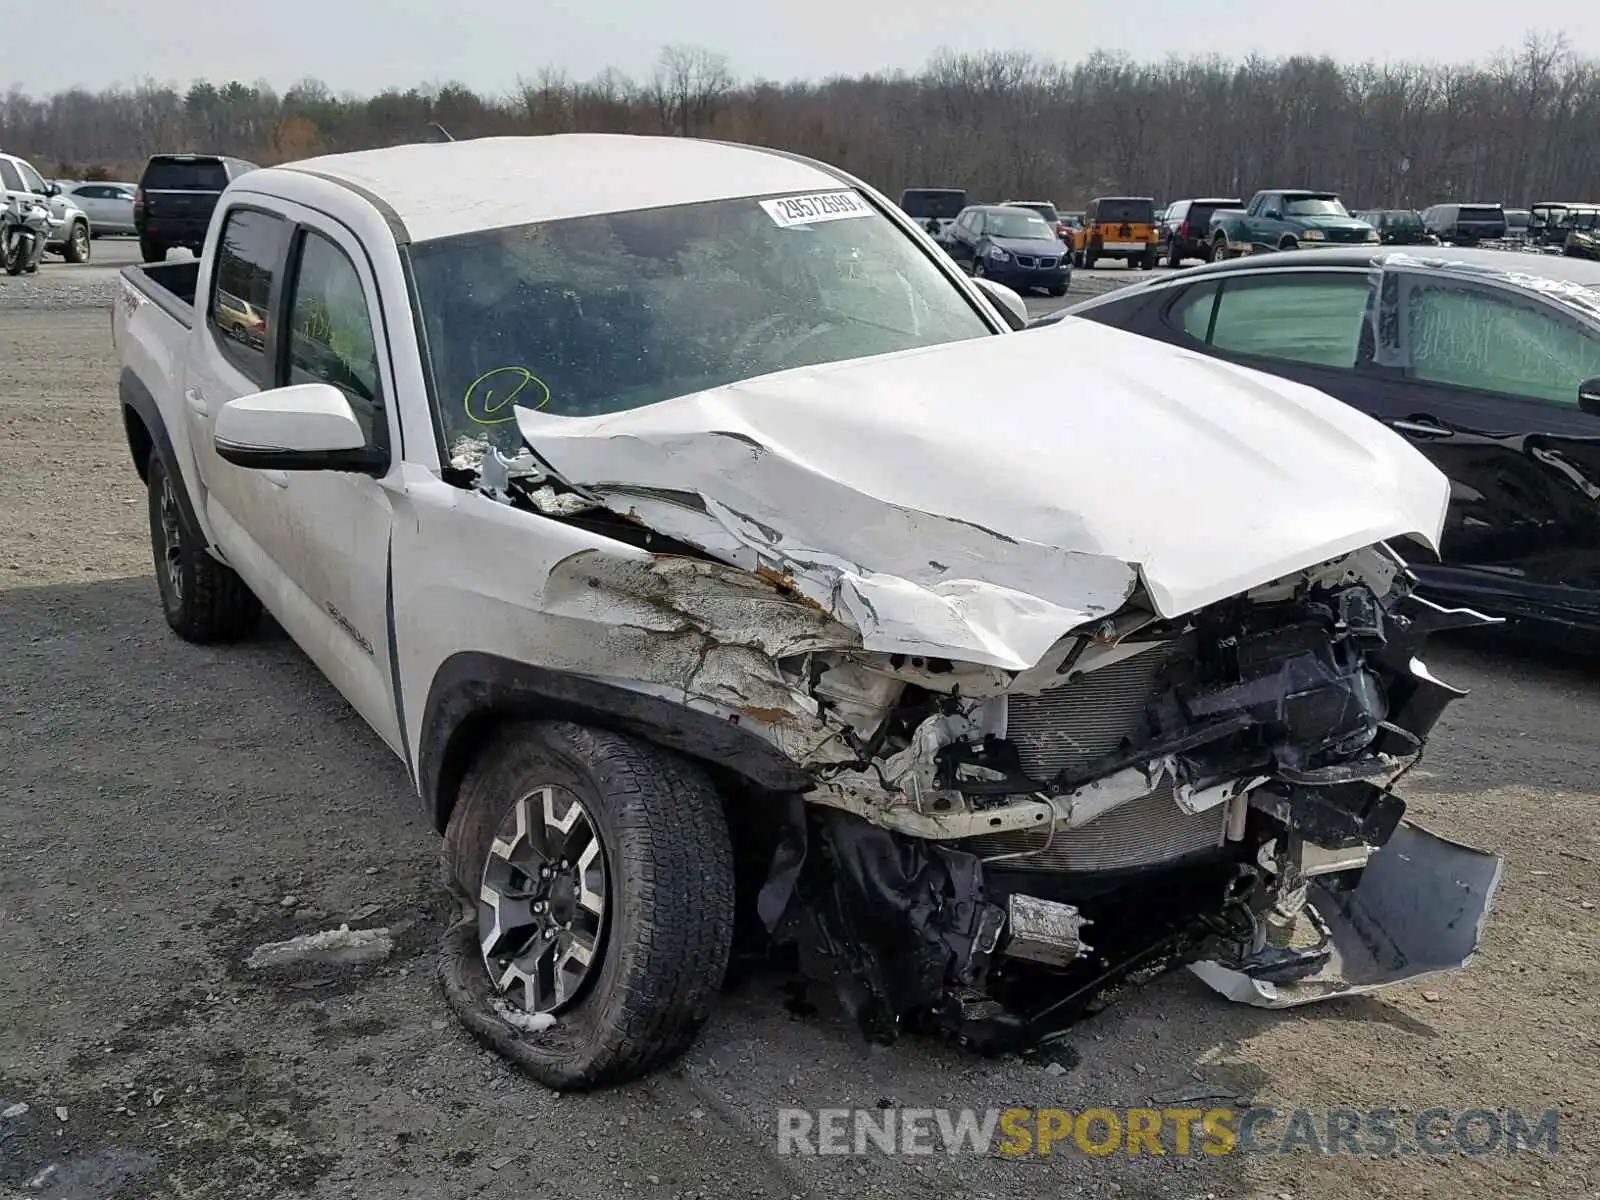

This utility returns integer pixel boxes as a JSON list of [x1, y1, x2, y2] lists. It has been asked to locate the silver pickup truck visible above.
[[113, 132, 1501, 1092]]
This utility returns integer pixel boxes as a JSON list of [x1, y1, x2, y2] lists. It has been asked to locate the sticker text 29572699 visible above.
[[760, 191, 874, 229]]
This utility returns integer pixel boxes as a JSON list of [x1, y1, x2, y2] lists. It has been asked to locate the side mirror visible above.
[[214, 382, 383, 473], [1580, 378, 1600, 417], [971, 275, 1029, 331], [43, 182, 60, 197]]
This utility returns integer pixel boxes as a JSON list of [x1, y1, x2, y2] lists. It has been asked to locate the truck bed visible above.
[[122, 260, 200, 329]]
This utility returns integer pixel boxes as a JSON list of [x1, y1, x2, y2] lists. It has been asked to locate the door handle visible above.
[[1390, 418, 1452, 440], [262, 471, 289, 488], [183, 386, 205, 414]]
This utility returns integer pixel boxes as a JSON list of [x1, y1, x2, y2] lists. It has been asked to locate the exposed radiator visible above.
[[967, 641, 1225, 872], [1005, 643, 1176, 781], [957, 781, 1228, 872]]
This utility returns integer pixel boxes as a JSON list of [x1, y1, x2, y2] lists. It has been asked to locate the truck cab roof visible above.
[[275, 134, 849, 244]]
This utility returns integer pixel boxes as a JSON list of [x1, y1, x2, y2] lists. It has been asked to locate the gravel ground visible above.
[[1, 271, 1596, 1200]]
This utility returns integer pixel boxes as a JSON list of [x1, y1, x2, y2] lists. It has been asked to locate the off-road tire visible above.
[[139, 235, 166, 263], [440, 721, 736, 1091], [1141, 247, 1160, 270], [62, 221, 90, 263], [1082, 243, 1098, 270], [146, 451, 261, 643]]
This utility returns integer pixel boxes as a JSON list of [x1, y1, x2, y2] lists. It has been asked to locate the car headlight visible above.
[[1301, 228, 1326, 241], [987, 246, 1010, 261], [1364, 229, 1381, 242]]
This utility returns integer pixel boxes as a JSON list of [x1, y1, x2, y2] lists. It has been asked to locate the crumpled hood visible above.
[[516, 318, 1449, 671]]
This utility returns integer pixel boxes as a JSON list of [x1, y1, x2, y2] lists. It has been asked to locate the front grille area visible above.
[[964, 643, 1226, 872], [1005, 644, 1176, 781], [1012, 254, 1060, 269], [958, 781, 1227, 871]]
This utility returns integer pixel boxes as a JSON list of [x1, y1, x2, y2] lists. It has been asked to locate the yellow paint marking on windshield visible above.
[[464, 366, 551, 424]]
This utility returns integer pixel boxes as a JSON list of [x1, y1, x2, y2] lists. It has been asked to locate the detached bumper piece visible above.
[[1191, 819, 1503, 1007]]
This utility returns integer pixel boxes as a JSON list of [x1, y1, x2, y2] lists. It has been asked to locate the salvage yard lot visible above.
[[2, 263, 1597, 1199]]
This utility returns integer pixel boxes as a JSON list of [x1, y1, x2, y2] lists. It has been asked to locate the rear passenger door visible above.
[[1160, 268, 1377, 403], [186, 201, 404, 751]]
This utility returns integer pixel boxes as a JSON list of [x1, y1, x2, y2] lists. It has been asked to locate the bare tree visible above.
[[3, 33, 1598, 207]]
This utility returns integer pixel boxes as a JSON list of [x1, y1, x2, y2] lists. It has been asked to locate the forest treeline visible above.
[[2, 33, 1595, 208]]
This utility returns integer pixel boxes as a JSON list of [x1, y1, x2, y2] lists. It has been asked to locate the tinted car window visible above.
[[209, 209, 286, 378], [410, 192, 995, 456], [144, 159, 230, 191], [1095, 199, 1154, 224], [285, 231, 383, 442], [1169, 282, 1220, 341], [1200, 274, 1371, 368], [900, 190, 967, 220], [1405, 281, 1600, 406]]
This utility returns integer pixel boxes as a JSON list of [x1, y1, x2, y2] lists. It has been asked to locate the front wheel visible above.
[[973, 259, 988, 278], [1048, 284, 1067, 297], [1167, 245, 1182, 269], [441, 722, 736, 1091], [62, 222, 90, 264], [2, 234, 27, 276], [146, 451, 261, 642]]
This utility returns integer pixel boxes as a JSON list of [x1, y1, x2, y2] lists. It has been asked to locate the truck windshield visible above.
[[408, 192, 995, 455], [1283, 196, 1349, 217]]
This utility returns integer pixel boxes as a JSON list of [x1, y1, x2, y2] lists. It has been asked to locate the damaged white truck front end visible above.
[[465, 318, 1503, 1052]]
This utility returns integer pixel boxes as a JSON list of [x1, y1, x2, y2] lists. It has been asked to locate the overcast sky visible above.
[[27, 2, 1596, 96]]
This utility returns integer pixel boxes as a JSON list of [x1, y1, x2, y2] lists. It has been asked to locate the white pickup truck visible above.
[[113, 133, 1502, 1091]]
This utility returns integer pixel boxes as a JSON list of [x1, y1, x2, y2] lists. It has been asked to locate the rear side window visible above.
[[209, 208, 288, 379], [1096, 199, 1154, 224], [144, 159, 230, 191], [1175, 274, 1372, 368], [1458, 206, 1503, 220], [0, 161, 23, 191]]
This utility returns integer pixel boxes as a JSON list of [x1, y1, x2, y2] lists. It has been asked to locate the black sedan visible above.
[[941, 205, 1072, 296], [1032, 247, 1600, 637]]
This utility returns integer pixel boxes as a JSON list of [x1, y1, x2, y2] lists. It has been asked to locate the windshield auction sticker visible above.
[[761, 190, 874, 228]]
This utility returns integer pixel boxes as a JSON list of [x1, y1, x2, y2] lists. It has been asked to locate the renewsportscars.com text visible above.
[[776, 1106, 1560, 1158]]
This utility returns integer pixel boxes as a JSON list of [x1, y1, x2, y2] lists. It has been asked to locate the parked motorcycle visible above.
[[2, 193, 51, 276]]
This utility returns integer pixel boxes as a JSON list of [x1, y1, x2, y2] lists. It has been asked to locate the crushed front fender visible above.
[[1189, 819, 1504, 1007]]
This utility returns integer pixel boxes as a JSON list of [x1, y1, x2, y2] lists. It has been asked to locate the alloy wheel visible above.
[[479, 785, 609, 1015], [156, 471, 184, 605]]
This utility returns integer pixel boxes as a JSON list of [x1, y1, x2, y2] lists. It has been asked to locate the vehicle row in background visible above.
[[1036, 246, 1600, 638], [65, 181, 137, 235]]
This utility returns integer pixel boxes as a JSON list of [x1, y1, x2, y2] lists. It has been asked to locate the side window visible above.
[[1167, 282, 1220, 342], [282, 230, 384, 445], [0, 161, 22, 192], [15, 161, 46, 194], [209, 208, 287, 381], [1205, 274, 1371, 368], [1404, 280, 1600, 406]]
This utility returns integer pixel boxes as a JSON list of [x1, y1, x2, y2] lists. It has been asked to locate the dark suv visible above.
[[1158, 198, 1241, 266], [1353, 208, 1437, 245], [1420, 202, 1508, 246], [134, 153, 258, 262]]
